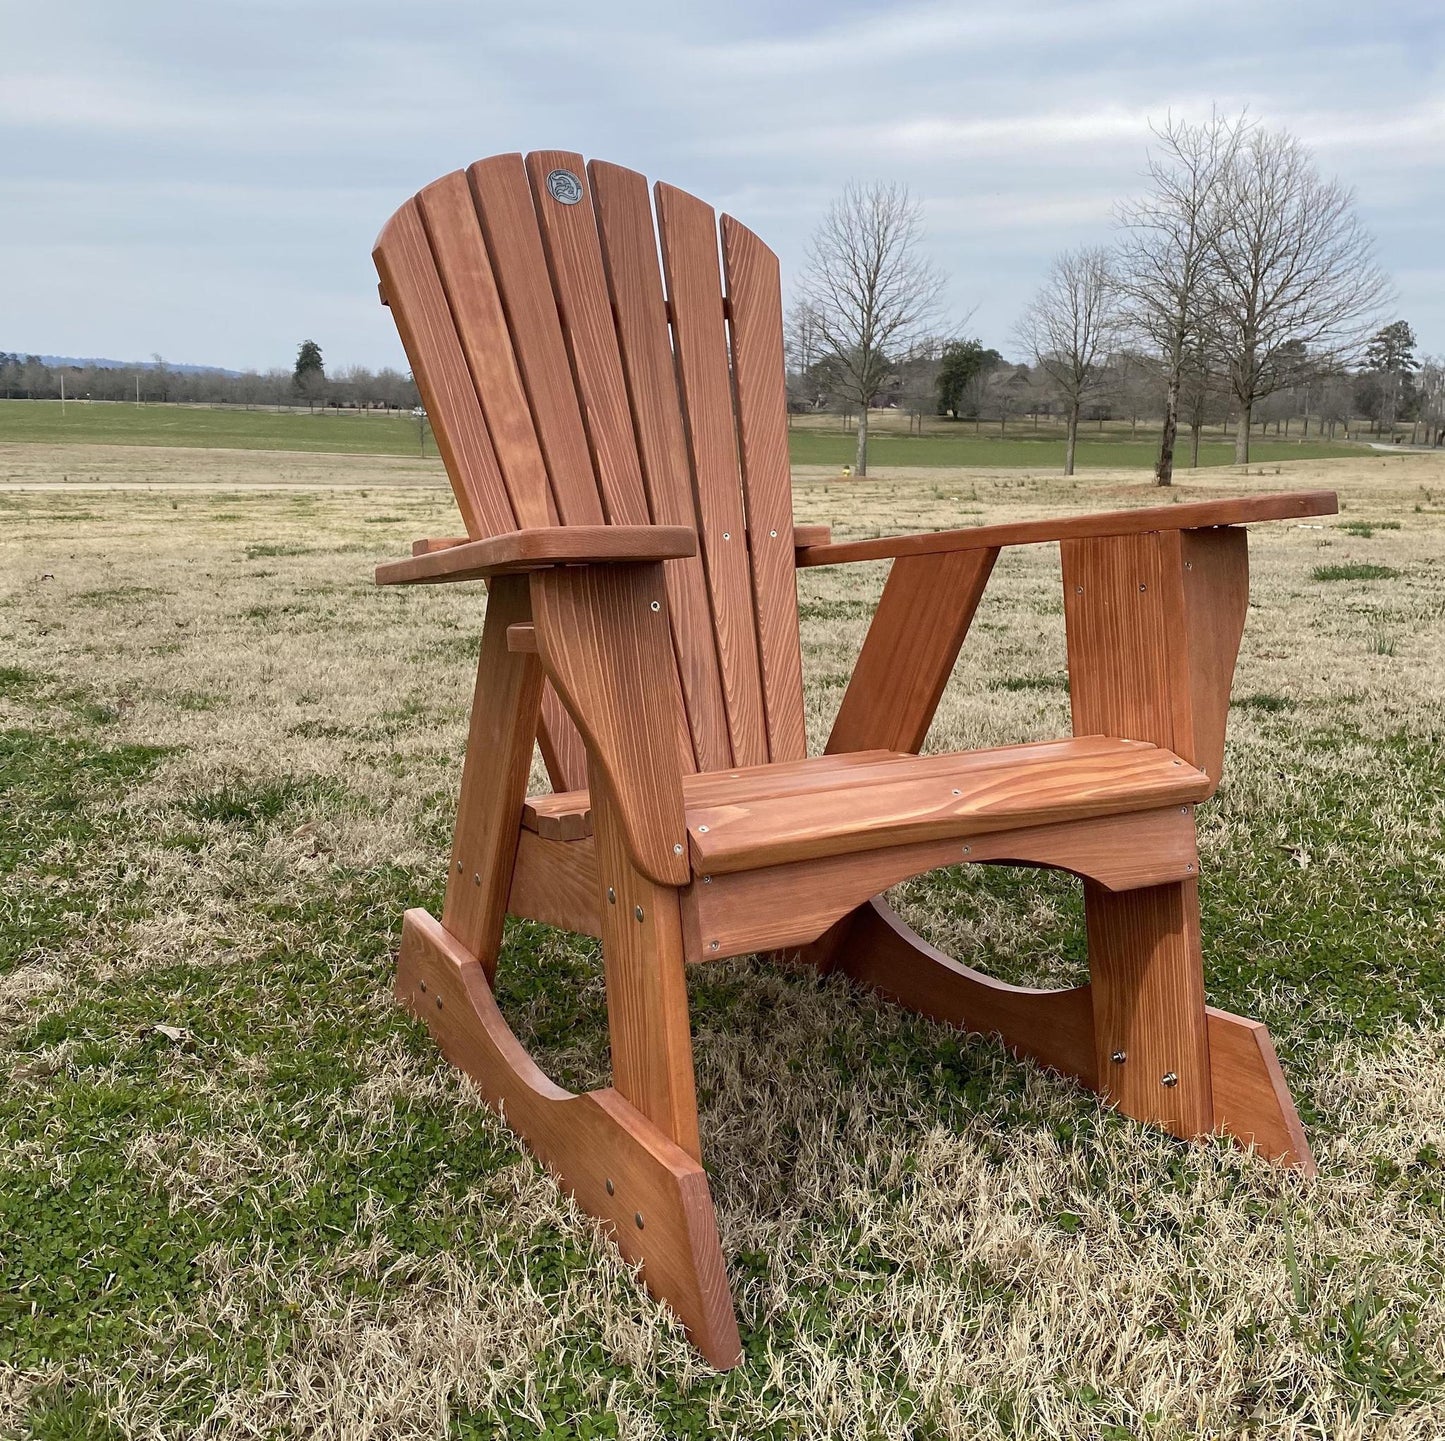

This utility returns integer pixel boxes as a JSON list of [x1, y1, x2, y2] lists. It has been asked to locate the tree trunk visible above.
[[1065, 403, 1080, 476], [1189, 420, 1202, 469], [1233, 400, 1251, 464], [1155, 371, 1181, 487], [855, 407, 869, 477]]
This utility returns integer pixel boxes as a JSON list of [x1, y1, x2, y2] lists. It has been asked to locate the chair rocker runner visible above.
[[371, 151, 1336, 1368]]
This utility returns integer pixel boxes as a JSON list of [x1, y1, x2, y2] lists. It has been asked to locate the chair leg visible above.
[[1084, 879, 1213, 1138], [395, 908, 742, 1368], [823, 894, 1313, 1171], [592, 778, 703, 1163]]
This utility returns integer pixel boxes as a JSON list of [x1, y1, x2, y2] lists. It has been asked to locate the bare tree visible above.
[[1418, 356, 1445, 447], [1204, 126, 1390, 464], [1016, 247, 1120, 474], [797, 182, 944, 476], [1116, 110, 1245, 485]]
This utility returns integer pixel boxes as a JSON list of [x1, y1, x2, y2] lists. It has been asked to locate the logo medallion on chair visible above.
[[545, 169, 584, 205]]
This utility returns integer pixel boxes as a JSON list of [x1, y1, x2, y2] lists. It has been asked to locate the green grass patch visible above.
[[989, 673, 1069, 694], [788, 426, 1358, 471], [0, 400, 429, 457], [0, 400, 1361, 469], [1311, 563, 1400, 583], [1338, 521, 1403, 538], [1233, 693, 1297, 714]]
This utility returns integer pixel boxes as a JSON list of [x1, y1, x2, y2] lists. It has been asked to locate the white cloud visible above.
[[1, 0, 1441, 367]]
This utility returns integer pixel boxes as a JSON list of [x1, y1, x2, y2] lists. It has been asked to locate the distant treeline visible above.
[[0, 354, 420, 411]]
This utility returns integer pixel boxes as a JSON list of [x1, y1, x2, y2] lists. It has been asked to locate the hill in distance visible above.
[[5, 352, 243, 377]]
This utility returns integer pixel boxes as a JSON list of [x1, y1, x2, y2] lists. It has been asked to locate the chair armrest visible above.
[[375, 525, 697, 586], [794, 491, 1337, 567]]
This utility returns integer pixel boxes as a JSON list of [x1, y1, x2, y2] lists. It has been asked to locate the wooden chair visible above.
[[371, 152, 1337, 1368]]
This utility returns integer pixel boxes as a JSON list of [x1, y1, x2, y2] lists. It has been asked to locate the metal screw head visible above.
[[951, 788, 961, 796], [710, 940, 720, 951], [607, 887, 616, 904], [702, 874, 712, 884], [1111, 1050, 1126, 1064], [634, 1211, 645, 1229], [1139, 582, 1148, 592], [456, 860, 463, 873], [1186, 862, 1196, 873], [961, 845, 971, 855], [722, 531, 731, 540], [673, 842, 683, 855], [1180, 806, 1188, 814], [769, 529, 778, 538], [419, 980, 427, 993], [649, 600, 661, 612], [697, 824, 709, 833], [473, 872, 481, 886], [634, 904, 644, 921], [605, 1177, 615, 1196], [1161, 1071, 1179, 1088], [435, 996, 443, 1011], [1075, 585, 1083, 594]]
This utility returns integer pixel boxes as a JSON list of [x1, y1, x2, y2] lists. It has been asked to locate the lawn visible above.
[[2, 449, 1444, 1438], [0, 399, 1362, 470], [786, 424, 1360, 471]]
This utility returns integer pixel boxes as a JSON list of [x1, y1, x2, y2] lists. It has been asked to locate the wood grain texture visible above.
[[1178, 527, 1249, 786], [412, 535, 471, 555], [1085, 880, 1213, 1137], [539, 682, 588, 793], [589, 159, 733, 773], [795, 491, 1338, 566], [415, 170, 554, 528], [376, 524, 696, 585], [396, 909, 740, 1366], [655, 181, 769, 767], [687, 738, 1210, 874], [465, 154, 604, 526], [829, 899, 1098, 1084], [373, 201, 514, 538], [1061, 531, 1186, 754], [522, 789, 592, 839], [530, 562, 689, 884], [507, 830, 600, 934], [524, 151, 653, 528], [720, 215, 807, 763], [1062, 526, 1250, 795], [1207, 1007, 1314, 1171], [683, 805, 1199, 959], [827, 547, 998, 756], [592, 777, 702, 1161], [441, 576, 542, 979], [791, 523, 830, 549]]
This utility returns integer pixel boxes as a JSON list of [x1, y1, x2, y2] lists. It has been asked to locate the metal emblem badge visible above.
[[546, 169, 584, 205]]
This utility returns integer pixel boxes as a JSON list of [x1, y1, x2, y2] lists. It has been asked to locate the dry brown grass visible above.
[[2, 445, 1443, 1438]]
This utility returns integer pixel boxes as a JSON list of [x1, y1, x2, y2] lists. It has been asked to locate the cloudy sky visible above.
[[3, 0, 1441, 373]]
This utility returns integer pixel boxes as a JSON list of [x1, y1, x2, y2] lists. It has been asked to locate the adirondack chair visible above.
[[371, 152, 1337, 1367]]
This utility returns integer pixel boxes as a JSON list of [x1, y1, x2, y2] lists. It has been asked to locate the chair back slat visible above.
[[721, 216, 808, 763], [655, 181, 769, 768], [375, 154, 803, 788], [374, 201, 515, 538], [466, 155, 605, 527], [415, 171, 554, 529], [589, 160, 733, 772], [523, 152, 653, 528]]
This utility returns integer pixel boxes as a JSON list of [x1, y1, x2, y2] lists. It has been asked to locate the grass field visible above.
[[0, 398, 1364, 471], [2, 445, 1444, 1438]]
